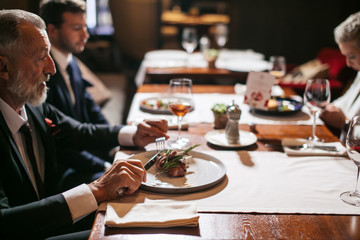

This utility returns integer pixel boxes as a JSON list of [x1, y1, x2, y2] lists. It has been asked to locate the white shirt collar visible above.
[[50, 46, 73, 71], [0, 98, 27, 134]]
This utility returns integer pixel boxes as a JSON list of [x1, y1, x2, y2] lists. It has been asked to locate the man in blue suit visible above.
[[0, 9, 168, 239], [39, 0, 115, 189]]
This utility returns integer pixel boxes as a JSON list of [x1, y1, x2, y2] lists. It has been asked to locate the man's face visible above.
[[338, 41, 360, 71], [54, 12, 89, 54], [7, 24, 56, 106]]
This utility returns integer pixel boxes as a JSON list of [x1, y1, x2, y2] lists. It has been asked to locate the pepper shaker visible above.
[[225, 100, 241, 144]]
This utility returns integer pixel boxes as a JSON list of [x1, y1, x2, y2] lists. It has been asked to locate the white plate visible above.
[[144, 50, 188, 61], [205, 130, 257, 148], [144, 50, 188, 68], [139, 97, 195, 115], [216, 58, 270, 72], [129, 150, 226, 194], [139, 97, 172, 115]]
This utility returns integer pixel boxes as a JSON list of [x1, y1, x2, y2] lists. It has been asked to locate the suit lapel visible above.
[[0, 111, 36, 192], [25, 104, 57, 191]]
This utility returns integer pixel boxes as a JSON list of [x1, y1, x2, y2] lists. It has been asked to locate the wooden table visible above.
[[89, 85, 359, 240], [145, 67, 248, 85], [145, 67, 345, 95]]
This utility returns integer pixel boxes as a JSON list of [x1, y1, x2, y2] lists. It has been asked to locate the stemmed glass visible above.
[[168, 78, 194, 149], [214, 24, 228, 48], [181, 27, 198, 54], [341, 116, 360, 206], [269, 56, 286, 85], [303, 78, 331, 141]]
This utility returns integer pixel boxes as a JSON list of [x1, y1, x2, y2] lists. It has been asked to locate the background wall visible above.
[[0, 0, 40, 14], [227, 0, 360, 64], [2, 0, 360, 66]]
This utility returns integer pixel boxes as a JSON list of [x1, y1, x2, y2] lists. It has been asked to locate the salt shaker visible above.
[[225, 100, 241, 144]]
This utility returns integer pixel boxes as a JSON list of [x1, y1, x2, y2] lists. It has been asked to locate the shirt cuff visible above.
[[118, 125, 137, 146], [62, 184, 98, 223]]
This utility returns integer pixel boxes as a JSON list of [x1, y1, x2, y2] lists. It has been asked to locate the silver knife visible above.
[[144, 151, 162, 170], [265, 143, 339, 151], [287, 144, 338, 151]]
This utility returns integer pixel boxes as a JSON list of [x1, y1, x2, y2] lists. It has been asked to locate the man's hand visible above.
[[320, 104, 348, 129], [88, 159, 146, 203], [133, 119, 169, 147]]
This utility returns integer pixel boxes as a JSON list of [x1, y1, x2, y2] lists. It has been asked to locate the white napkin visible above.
[[105, 202, 199, 228], [282, 138, 347, 156]]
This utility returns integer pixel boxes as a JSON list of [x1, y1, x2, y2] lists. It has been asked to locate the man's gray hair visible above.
[[0, 9, 46, 55], [334, 11, 360, 48]]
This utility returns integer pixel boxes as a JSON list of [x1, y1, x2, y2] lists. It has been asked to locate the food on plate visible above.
[[267, 99, 298, 111], [141, 98, 169, 111], [267, 99, 278, 110], [155, 144, 200, 177]]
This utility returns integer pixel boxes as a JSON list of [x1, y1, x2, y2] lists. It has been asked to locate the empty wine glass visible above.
[[341, 115, 360, 206], [303, 78, 331, 141], [269, 56, 286, 85], [181, 27, 198, 54], [214, 24, 228, 48], [168, 78, 194, 149]]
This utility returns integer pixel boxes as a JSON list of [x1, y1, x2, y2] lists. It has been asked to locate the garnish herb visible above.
[[156, 144, 200, 175]]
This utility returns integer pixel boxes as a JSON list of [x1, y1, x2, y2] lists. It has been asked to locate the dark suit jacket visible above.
[[0, 103, 121, 239], [46, 58, 108, 124], [46, 58, 111, 173]]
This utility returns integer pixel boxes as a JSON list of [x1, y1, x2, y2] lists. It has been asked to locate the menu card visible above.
[[244, 71, 275, 110]]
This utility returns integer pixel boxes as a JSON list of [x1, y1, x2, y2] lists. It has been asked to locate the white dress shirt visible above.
[[333, 71, 360, 118], [51, 47, 76, 104]]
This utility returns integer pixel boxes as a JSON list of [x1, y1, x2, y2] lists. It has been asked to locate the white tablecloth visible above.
[[127, 92, 322, 126], [103, 151, 360, 215], [135, 49, 269, 86]]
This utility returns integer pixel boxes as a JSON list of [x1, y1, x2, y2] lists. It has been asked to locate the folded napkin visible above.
[[282, 138, 347, 156], [105, 202, 199, 228]]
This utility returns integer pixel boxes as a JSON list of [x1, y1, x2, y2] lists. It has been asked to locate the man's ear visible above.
[[0, 56, 9, 80]]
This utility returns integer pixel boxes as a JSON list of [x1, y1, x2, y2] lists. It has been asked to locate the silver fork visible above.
[[117, 137, 166, 196], [144, 137, 166, 170]]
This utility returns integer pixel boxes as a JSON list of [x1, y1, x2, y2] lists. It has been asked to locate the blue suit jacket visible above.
[[46, 58, 111, 173], [0, 103, 121, 239]]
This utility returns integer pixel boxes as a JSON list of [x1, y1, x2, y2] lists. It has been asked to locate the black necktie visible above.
[[66, 61, 82, 120], [19, 123, 45, 199]]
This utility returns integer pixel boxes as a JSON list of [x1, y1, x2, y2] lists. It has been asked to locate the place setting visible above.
[[128, 78, 228, 194]]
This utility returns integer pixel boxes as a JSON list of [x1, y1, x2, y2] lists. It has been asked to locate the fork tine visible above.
[[156, 137, 166, 151]]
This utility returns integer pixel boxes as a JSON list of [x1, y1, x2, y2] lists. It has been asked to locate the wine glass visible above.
[[341, 115, 360, 206], [269, 56, 286, 85], [214, 24, 228, 48], [303, 78, 331, 141], [181, 27, 198, 54], [168, 78, 194, 149]]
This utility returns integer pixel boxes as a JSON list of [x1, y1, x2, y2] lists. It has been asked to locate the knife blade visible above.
[[287, 144, 338, 151], [265, 143, 338, 151], [144, 151, 162, 171]]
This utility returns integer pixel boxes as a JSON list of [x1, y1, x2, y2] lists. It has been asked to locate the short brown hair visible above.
[[39, 0, 86, 28]]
